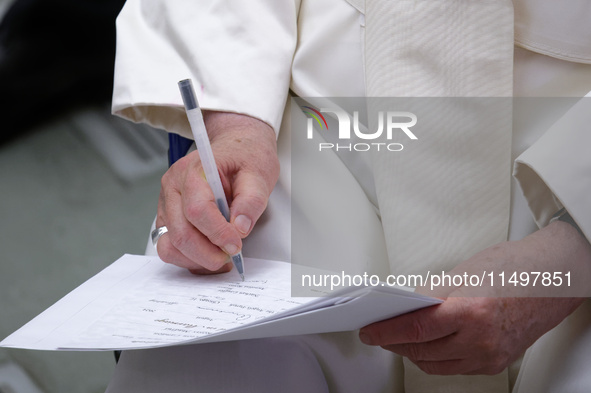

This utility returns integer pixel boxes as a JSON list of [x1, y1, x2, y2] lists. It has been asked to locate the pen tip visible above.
[[240, 273, 245, 282]]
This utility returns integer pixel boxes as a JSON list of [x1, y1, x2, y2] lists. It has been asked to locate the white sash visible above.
[[365, 1, 514, 391]]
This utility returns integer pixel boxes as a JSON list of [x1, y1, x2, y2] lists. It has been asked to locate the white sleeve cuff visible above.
[[514, 96, 591, 242], [111, 0, 298, 137]]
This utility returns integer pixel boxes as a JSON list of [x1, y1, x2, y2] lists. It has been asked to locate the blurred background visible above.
[[0, 0, 168, 391]]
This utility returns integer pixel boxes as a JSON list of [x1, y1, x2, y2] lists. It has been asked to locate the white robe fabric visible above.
[[110, 0, 591, 392]]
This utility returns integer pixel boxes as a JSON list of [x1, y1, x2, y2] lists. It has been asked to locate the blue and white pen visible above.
[[178, 79, 245, 281]]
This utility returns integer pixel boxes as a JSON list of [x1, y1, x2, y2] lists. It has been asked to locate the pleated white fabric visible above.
[[364, 1, 514, 391]]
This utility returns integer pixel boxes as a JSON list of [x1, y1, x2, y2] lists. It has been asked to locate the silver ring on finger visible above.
[[151, 226, 169, 247]]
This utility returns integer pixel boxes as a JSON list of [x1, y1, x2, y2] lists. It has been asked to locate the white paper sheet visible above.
[[0, 255, 440, 351]]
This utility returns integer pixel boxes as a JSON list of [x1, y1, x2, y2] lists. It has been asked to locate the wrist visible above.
[[202, 110, 276, 144], [549, 208, 588, 243]]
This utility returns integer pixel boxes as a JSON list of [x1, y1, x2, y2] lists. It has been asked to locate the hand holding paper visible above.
[[0, 255, 440, 351]]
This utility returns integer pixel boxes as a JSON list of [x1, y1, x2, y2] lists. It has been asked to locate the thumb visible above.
[[230, 170, 273, 238]]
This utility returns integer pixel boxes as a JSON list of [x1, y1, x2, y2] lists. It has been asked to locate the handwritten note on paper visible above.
[[1, 254, 440, 351], [66, 257, 308, 350]]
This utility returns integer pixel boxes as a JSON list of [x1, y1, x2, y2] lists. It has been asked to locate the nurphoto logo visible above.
[[304, 106, 418, 152]]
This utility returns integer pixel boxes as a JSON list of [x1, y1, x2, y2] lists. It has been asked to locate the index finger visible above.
[[359, 299, 462, 346], [182, 164, 243, 256]]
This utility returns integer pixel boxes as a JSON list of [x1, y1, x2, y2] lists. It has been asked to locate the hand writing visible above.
[[155, 111, 279, 274]]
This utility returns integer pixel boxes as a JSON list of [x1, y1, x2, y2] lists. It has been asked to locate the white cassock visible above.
[[109, 0, 591, 392]]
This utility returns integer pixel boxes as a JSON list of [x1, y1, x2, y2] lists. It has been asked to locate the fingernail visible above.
[[359, 331, 373, 345], [235, 215, 252, 234], [224, 243, 239, 256]]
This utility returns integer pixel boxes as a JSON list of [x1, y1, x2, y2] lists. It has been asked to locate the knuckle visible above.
[[208, 222, 235, 245], [168, 229, 192, 251], [160, 172, 170, 188], [406, 344, 423, 361], [156, 242, 176, 265], [248, 190, 269, 214], [184, 199, 210, 223], [469, 299, 491, 320], [409, 318, 427, 342], [161, 164, 181, 188]]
